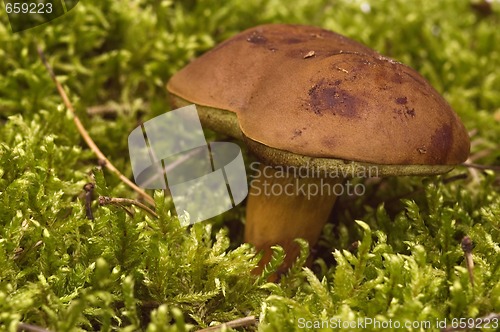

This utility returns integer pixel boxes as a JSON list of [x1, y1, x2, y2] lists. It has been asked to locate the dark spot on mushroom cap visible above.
[[392, 71, 404, 84], [393, 106, 416, 121], [308, 79, 359, 117], [427, 124, 453, 163], [396, 97, 408, 104], [322, 137, 336, 149], [284, 37, 302, 44], [247, 32, 267, 44], [406, 108, 416, 117], [291, 129, 302, 139]]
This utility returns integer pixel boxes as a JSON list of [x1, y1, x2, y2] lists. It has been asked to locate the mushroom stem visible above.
[[245, 164, 341, 276]]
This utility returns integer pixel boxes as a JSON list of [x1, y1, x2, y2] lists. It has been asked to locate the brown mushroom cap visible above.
[[167, 24, 470, 176]]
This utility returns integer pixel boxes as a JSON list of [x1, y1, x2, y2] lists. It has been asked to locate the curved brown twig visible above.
[[99, 196, 159, 219], [36, 45, 155, 206]]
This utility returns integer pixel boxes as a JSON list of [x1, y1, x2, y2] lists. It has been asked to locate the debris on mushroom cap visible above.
[[167, 24, 470, 172]]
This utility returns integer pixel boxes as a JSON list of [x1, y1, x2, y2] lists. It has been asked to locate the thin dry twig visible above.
[[84, 183, 95, 220], [86, 101, 150, 117], [37, 45, 155, 206], [197, 316, 258, 332], [17, 323, 52, 332], [13, 240, 42, 261], [462, 162, 500, 171], [87, 104, 119, 117], [99, 196, 159, 219]]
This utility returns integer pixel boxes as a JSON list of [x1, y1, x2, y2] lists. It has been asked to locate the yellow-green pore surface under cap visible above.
[[167, 24, 470, 177]]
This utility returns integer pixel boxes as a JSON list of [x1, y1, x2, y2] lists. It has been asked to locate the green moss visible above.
[[0, 0, 499, 331]]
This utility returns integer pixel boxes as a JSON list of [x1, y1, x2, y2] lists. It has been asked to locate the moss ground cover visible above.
[[0, 0, 499, 331]]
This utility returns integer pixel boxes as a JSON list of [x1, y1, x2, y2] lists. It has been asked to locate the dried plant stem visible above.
[[99, 196, 159, 219], [461, 236, 474, 288], [197, 316, 258, 332], [84, 183, 95, 220], [17, 323, 52, 332], [37, 45, 155, 206], [462, 162, 500, 171]]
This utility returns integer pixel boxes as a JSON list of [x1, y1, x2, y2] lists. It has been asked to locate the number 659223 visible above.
[[5, 2, 53, 14]]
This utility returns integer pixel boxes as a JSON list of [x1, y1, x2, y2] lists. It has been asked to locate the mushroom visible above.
[[166, 24, 470, 275]]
